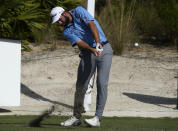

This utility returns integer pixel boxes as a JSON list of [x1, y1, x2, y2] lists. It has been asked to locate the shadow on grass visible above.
[[123, 92, 177, 109], [0, 108, 11, 113], [21, 83, 73, 109]]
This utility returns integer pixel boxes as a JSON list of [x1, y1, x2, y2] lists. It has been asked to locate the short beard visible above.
[[64, 16, 70, 26]]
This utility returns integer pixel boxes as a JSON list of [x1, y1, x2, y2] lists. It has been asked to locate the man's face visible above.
[[58, 13, 70, 26]]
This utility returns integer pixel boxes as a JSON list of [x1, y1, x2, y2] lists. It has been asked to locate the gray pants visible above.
[[73, 43, 113, 120]]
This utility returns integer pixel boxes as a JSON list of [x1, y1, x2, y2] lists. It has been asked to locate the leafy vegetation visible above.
[[0, 0, 45, 40], [135, 0, 178, 46], [96, 0, 178, 55], [0, 0, 178, 54], [0, 0, 83, 51], [96, 0, 137, 55]]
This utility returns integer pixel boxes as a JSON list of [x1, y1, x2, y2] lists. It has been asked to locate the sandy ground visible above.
[[1, 44, 178, 118]]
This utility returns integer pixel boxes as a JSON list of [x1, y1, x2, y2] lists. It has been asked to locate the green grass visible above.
[[0, 115, 178, 131]]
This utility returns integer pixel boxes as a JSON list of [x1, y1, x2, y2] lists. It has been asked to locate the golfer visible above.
[[50, 6, 113, 127]]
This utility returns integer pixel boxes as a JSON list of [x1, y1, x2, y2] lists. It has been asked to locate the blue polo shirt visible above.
[[63, 6, 107, 47]]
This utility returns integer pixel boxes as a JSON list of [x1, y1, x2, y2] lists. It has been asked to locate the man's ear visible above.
[[62, 12, 67, 16], [63, 12, 70, 17]]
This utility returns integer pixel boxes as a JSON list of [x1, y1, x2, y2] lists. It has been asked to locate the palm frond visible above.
[[17, 5, 45, 20], [27, 22, 46, 30]]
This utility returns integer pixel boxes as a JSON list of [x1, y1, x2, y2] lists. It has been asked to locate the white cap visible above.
[[50, 7, 65, 24]]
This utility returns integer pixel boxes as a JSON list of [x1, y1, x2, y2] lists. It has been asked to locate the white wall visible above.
[[0, 39, 21, 106]]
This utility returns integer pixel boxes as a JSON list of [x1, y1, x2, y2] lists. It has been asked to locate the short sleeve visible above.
[[63, 31, 80, 47], [75, 6, 94, 24]]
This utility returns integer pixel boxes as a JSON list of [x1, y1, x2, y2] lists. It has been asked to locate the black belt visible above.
[[101, 41, 108, 46], [92, 41, 108, 48]]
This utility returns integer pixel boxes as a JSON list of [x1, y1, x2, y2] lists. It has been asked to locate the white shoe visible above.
[[84, 116, 100, 127], [60, 116, 81, 127]]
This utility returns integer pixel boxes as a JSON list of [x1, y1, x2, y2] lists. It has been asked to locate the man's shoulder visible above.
[[74, 6, 85, 11], [73, 6, 87, 13], [70, 6, 86, 19]]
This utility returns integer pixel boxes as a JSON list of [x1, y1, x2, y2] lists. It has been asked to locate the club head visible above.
[[28, 105, 55, 127]]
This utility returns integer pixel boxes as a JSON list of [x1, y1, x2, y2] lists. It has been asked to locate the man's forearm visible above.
[[88, 21, 100, 43], [76, 40, 99, 56], [76, 40, 93, 51]]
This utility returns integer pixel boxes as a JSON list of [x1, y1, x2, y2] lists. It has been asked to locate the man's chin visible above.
[[64, 16, 70, 26], [64, 22, 70, 26], [59, 22, 66, 26]]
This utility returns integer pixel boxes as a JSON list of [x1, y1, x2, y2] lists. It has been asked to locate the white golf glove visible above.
[[96, 43, 103, 52]]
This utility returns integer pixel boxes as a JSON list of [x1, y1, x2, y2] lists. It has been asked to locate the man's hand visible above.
[[90, 48, 101, 57], [96, 43, 103, 52], [76, 40, 101, 56]]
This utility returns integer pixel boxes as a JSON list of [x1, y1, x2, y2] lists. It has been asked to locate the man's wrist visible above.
[[89, 47, 94, 52]]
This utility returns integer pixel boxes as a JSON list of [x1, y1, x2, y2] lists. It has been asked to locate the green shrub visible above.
[[134, 0, 178, 46], [0, 0, 46, 40], [0, 0, 83, 41], [96, 0, 138, 55], [155, 0, 178, 45], [0, 0, 83, 51], [134, 2, 164, 43]]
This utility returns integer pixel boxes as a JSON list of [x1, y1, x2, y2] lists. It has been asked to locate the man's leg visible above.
[[73, 52, 96, 118], [95, 44, 113, 120], [60, 52, 96, 127], [84, 44, 113, 127]]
